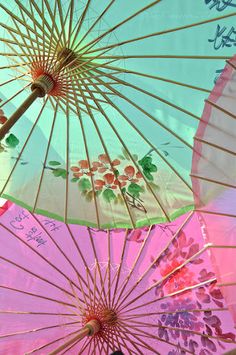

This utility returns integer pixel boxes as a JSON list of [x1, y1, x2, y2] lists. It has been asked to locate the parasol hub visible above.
[[83, 307, 118, 337], [84, 319, 101, 336], [31, 74, 55, 97], [56, 47, 79, 68]]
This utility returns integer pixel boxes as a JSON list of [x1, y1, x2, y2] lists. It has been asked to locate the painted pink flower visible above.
[[95, 173, 119, 191], [92, 154, 120, 174], [160, 260, 195, 294], [0, 108, 7, 124], [119, 165, 143, 185], [70, 160, 94, 178]]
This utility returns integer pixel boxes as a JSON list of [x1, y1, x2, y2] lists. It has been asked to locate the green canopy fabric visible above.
[[0, 0, 235, 228]]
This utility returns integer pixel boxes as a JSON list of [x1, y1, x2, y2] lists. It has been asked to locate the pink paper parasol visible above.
[[0, 201, 236, 354], [192, 54, 236, 327]]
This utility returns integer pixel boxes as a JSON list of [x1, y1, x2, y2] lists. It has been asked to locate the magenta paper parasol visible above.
[[191, 54, 236, 328], [0, 201, 236, 354]]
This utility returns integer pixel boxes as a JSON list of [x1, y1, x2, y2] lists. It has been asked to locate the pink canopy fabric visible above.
[[192, 55, 236, 327], [0, 201, 236, 354]]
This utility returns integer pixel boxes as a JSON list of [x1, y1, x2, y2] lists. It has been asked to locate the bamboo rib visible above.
[[65, 225, 105, 307], [66, 0, 74, 48], [128, 320, 236, 345], [206, 99, 236, 121], [0, 223, 85, 299], [83, 63, 201, 122], [0, 9, 52, 49], [49, 326, 90, 355], [120, 321, 194, 354], [191, 174, 236, 189], [10, 14, 36, 63], [194, 137, 236, 156], [32, 101, 59, 213], [120, 321, 193, 354], [69, 80, 101, 228], [122, 307, 228, 321], [30, 214, 93, 297], [118, 245, 214, 312], [76, 0, 161, 53], [80, 67, 193, 150], [88, 62, 211, 93], [29, 0, 61, 48], [43, 0, 62, 43], [113, 226, 153, 309], [125, 278, 216, 314], [75, 0, 116, 49], [117, 212, 193, 307], [119, 323, 161, 355], [115, 324, 147, 355], [0, 320, 80, 340], [0, 255, 79, 300], [64, 107, 69, 223], [57, 0, 68, 46], [83, 54, 231, 60], [0, 83, 30, 109], [14, 0, 58, 47], [0, 285, 75, 307], [0, 310, 75, 316], [0, 62, 29, 70], [0, 36, 45, 51], [70, 0, 92, 49], [84, 12, 236, 55], [74, 72, 136, 228], [25, 328, 82, 354], [78, 338, 92, 355], [111, 229, 129, 308]]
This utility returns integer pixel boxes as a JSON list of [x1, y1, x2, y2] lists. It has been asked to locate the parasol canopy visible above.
[[0, 201, 236, 354], [0, 1, 236, 228], [191, 53, 236, 328]]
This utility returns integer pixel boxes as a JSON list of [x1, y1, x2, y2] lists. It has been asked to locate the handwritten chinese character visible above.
[[214, 68, 224, 83], [10, 210, 30, 230], [208, 24, 236, 50], [25, 226, 47, 247], [43, 219, 61, 232], [205, 0, 236, 11]]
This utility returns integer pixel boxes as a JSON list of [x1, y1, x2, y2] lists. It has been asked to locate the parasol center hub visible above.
[[31, 74, 55, 97], [57, 47, 78, 68], [101, 308, 118, 325]]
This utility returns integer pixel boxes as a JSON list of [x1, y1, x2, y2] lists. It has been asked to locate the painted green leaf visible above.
[[149, 164, 157, 173], [52, 168, 67, 179], [86, 190, 94, 202], [128, 183, 144, 198], [147, 182, 160, 191], [5, 134, 19, 148], [78, 178, 92, 192], [122, 147, 130, 160], [114, 169, 119, 178], [103, 188, 116, 202], [49, 161, 61, 166], [118, 155, 125, 160], [71, 177, 79, 183], [121, 187, 126, 194], [95, 190, 102, 197], [143, 169, 154, 181]]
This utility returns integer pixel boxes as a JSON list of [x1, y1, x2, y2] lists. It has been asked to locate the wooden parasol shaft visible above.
[[48, 319, 100, 355], [0, 88, 41, 140], [48, 326, 90, 355]]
